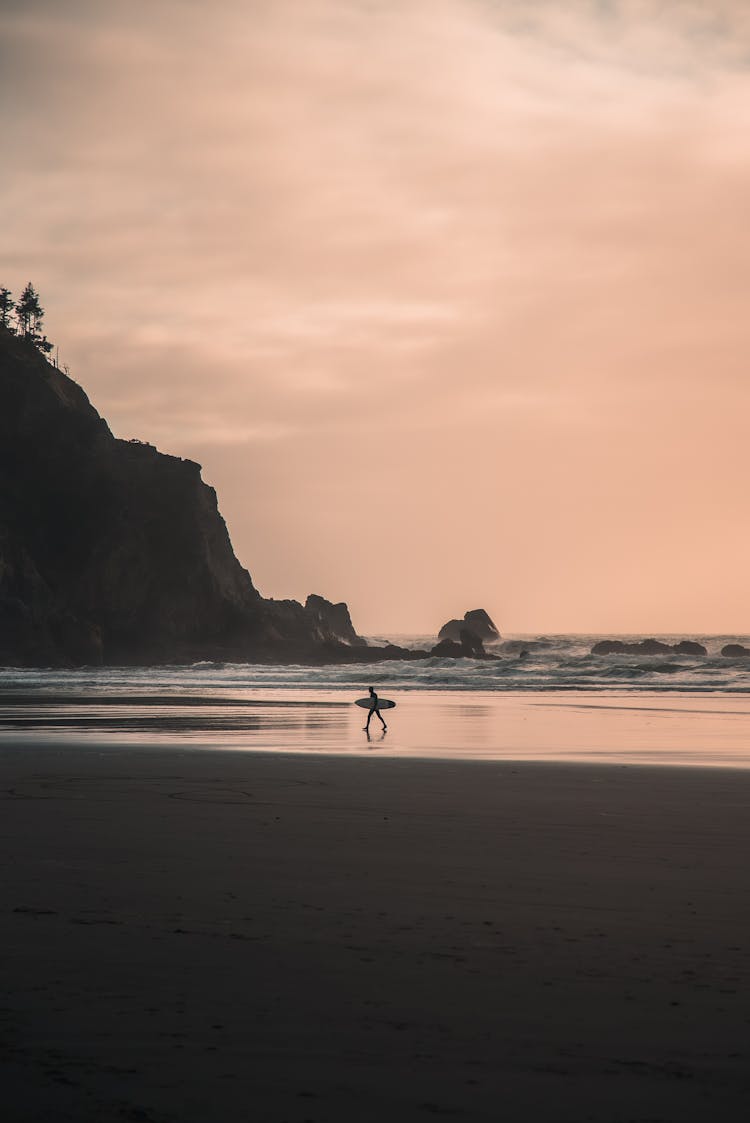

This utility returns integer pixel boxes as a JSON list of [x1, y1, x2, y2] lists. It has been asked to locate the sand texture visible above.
[[2, 746, 750, 1121]]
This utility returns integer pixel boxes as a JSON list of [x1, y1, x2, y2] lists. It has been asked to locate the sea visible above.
[[2, 634, 750, 766]]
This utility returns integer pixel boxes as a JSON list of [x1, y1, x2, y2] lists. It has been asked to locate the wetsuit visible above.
[[366, 691, 386, 730]]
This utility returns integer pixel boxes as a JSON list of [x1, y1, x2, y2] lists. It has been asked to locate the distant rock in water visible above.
[[0, 324, 403, 666], [464, 609, 500, 640], [458, 628, 486, 658], [592, 639, 707, 656], [673, 641, 708, 656], [438, 609, 499, 643], [304, 594, 366, 646], [721, 644, 750, 658], [430, 629, 492, 659]]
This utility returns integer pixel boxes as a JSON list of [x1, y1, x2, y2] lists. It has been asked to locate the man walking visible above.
[[364, 685, 387, 733]]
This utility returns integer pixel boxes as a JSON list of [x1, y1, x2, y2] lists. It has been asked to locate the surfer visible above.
[[363, 685, 387, 733]]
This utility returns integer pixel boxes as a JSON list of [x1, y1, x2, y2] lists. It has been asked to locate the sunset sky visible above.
[[3, 0, 750, 634]]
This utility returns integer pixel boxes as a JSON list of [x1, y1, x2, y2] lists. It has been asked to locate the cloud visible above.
[[3, 0, 750, 629]]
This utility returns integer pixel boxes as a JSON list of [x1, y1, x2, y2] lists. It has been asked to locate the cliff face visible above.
[[0, 327, 330, 665], [304, 594, 367, 646]]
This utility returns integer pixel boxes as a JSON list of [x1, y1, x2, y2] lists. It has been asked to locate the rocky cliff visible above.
[[304, 594, 367, 646], [0, 327, 385, 666]]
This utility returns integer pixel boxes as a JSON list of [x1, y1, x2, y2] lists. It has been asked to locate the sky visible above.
[[2, 0, 750, 635]]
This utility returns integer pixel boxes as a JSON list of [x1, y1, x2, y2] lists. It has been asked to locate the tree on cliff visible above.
[[16, 282, 44, 337], [14, 282, 53, 354], [0, 287, 14, 330]]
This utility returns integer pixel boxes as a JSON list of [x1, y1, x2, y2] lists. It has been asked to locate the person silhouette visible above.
[[363, 685, 387, 733]]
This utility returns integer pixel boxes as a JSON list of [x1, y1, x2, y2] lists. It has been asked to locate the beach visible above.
[[3, 741, 750, 1121]]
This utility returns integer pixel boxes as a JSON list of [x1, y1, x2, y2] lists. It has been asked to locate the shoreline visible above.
[[7, 739, 750, 773], [3, 688, 750, 768]]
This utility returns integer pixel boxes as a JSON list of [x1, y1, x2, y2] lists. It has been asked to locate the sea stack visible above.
[[438, 608, 500, 643]]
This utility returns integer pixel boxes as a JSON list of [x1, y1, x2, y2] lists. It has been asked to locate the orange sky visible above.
[[3, 0, 750, 634]]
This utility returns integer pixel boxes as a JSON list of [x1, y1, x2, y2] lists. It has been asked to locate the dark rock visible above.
[[721, 644, 750, 658], [438, 619, 464, 642], [463, 609, 500, 641], [429, 630, 488, 659], [360, 643, 428, 662], [304, 642, 428, 664], [459, 628, 485, 657], [304, 594, 366, 646], [438, 608, 499, 642], [637, 639, 673, 654], [673, 641, 707, 656], [0, 326, 281, 665]]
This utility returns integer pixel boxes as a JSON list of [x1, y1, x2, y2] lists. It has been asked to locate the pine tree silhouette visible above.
[[13, 282, 54, 353]]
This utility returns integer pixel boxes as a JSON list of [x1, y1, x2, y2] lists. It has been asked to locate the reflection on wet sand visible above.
[[0, 693, 348, 747], [2, 688, 750, 766]]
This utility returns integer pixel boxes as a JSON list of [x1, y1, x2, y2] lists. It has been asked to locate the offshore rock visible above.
[[459, 628, 486, 658], [304, 594, 367, 646], [430, 629, 489, 659], [437, 620, 464, 643], [673, 641, 708, 656], [721, 644, 750, 658], [464, 609, 500, 641], [438, 608, 500, 643]]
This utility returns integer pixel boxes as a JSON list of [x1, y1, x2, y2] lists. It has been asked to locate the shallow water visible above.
[[1, 683, 750, 768], [2, 637, 749, 765]]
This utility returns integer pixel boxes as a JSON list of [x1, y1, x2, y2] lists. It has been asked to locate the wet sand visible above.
[[3, 688, 750, 766], [2, 745, 750, 1121]]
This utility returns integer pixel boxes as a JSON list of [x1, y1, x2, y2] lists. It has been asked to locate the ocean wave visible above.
[[2, 634, 749, 694]]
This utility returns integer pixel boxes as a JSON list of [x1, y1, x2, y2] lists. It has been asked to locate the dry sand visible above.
[[2, 745, 750, 1121]]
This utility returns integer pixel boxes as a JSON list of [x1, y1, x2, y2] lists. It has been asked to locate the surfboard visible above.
[[355, 697, 396, 710]]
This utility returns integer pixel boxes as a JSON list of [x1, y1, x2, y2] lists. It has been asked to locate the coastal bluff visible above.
[[0, 327, 409, 667]]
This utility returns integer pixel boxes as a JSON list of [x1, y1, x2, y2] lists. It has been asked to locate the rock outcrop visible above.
[[592, 639, 707, 656], [0, 325, 403, 666], [0, 326, 279, 664], [438, 609, 499, 643], [721, 644, 750, 658], [430, 629, 492, 659], [673, 641, 708, 656], [304, 594, 367, 646]]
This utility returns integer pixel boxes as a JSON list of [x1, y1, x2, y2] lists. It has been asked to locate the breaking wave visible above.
[[2, 634, 749, 695]]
